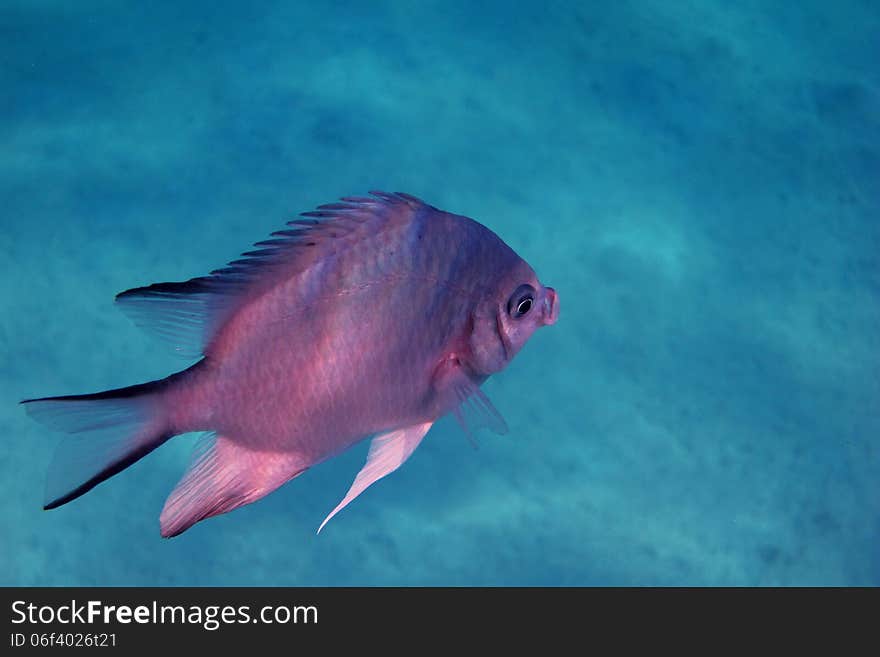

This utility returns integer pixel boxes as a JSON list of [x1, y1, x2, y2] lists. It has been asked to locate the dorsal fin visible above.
[[115, 191, 428, 357]]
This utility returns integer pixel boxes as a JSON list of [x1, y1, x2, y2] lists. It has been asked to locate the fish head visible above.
[[467, 259, 559, 376]]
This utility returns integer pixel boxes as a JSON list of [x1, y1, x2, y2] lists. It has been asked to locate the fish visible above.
[[22, 191, 559, 537]]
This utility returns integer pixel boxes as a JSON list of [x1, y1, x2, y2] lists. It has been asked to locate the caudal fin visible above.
[[22, 380, 172, 509]]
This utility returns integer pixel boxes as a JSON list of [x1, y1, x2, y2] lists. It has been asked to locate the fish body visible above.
[[23, 192, 559, 537]]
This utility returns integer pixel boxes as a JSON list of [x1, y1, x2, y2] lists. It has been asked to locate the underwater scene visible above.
[[2, 1, 878, 585]]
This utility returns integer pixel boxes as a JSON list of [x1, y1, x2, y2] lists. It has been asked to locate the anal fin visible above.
[[160, 434, 307, 538], [317, 421, 433, 534]]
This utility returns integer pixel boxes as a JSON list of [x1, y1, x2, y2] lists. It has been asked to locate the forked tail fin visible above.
[[21, 379, 173, 509]]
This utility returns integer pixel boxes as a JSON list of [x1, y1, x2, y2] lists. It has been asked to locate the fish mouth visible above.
[[542, 287, 559, 325]]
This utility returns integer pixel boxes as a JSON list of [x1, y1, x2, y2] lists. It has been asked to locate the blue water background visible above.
[[2, 1, 878, 585]]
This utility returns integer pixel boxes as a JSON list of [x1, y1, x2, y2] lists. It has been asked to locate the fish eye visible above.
[[507, 284, 536, 319]]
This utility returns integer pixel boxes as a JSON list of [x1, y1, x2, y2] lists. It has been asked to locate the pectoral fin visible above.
[[434, 356, 509, 446], [450, 376, 508, 439], [317, 421, 433, 534]]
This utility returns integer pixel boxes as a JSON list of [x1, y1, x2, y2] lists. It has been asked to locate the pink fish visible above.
[[23, 192, 559, 537]]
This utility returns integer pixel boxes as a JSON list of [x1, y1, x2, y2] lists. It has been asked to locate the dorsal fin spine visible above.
[[115, 191, 424, 358]]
